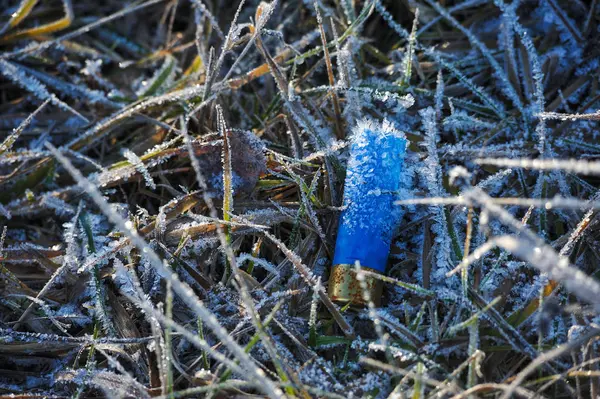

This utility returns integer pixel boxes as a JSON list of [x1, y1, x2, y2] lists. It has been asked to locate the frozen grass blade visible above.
[[400, 8, 418, 88], [475, 157, 600, 175], [218, 105, 233, 281], [0, 98, 50, 157]]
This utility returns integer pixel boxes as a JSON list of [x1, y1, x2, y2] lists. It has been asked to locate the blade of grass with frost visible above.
[[467, 286, 542, 361], [544, 0, 584, 43], [475, 157, 600, 175], [196, 317, 210, 370], [446, 296, 502, 336], [442, 110, 498, 132], [220, 0, 291, 86], [0, 328, 154, 344], [9, 295, 70, 334], [73, 322, 101, 399], [374, 309, 422, 347], [137, 55, 176, 97], [80, 210, 118, 337], [399, 8, 418, 88], [308, 277, 320, 347], [420, 107, 455, 278], [285, 165, 326, 246], [435, 70, 444, 119], [203, 0, 247, 99], [45, 143, 285, 399], [0, 98, 50, 157], [412, 362, 425, 399], [218, 105, 233, 281], [341, 0, 356, 23], [17, 64, 117, 108], [164, 279, 173, 398], [331, 22, 346, 84], [358, 269, 434, 297], [425, 50, 507, 120], [463, 207, 479, 390], [559, 206, 595, 257], [494, 0, 547, 153], [399, 195, 600, 212], [190, 0, 224, 39], [0, 204, 10, 220], [236, 254, 279, 277], [301, 85, 415, 109], [164, 0, 179, 46], [191, 11, 206, 74], [561, 138, 600, 153], [417, 0, 487, 36], [122, 149, 156, 190], [92, 26, 147, 58], [502, 10, 522, 100], [0, 60, 87, 122]]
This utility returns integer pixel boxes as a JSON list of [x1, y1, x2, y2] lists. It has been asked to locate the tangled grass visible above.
[[1, 0, 600, 397]]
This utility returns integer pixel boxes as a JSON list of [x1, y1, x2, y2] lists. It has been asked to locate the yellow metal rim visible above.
[[327, 264, 384, 307]]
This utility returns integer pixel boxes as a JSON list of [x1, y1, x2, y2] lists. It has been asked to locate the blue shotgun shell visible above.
[[329, 119, 407, 306]]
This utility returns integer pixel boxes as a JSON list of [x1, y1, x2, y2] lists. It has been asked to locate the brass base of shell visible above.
[[328, 264, 383, 307]]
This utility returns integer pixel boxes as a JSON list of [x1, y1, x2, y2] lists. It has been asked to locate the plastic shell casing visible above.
[[329, 120, 407, 306]]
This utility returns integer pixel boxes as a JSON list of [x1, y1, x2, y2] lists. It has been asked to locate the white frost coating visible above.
[[340, 117, 406, 232], [122, 149, 156, 190]]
